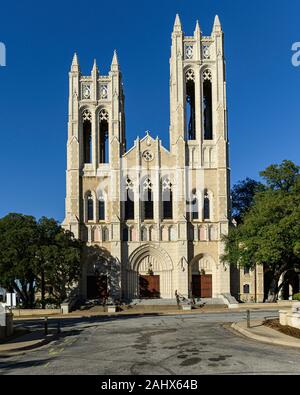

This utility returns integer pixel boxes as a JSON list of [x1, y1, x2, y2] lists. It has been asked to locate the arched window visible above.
[[82, 110, 92, 164], [141, 227, 147, 241], [102, 227, 109, 242], [125, 178, 134, 220], [162, 177, 173, 220], [185, 69, 196, 140], [190, 189, 199, 220], [203, 69, 213, 140], [149, 226, 154, 242], [99, 109, 109, 164], [204, 189, 210, 220], [98, 192, 105, 221], [142, 178, 153, 220], [243, 284, 250, 294], [169, 226, 176, 241], [87, 192, 94, 221]]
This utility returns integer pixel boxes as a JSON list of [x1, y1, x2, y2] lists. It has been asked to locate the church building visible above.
[[63, 15, 236, 302]]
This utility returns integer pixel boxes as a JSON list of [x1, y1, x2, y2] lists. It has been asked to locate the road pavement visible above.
[[0, 310, 299, 375]]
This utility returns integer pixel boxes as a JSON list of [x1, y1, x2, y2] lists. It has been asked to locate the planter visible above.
[[107, 305, 117, 313], [182, 305, 192, 311]]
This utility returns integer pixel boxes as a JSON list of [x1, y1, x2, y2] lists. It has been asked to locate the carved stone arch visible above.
[[190, 254, 216, 275], [125, 245, 174, 300], [200, 65, 214, 79], [95, 105, 109, 119], [127, 244, 174, 273], [80, 106, 93, 118], [184, 66, 195, 81]]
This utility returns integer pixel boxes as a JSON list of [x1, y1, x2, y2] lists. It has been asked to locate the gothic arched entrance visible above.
[[125, 245, 173, 299], [190, 254, 216, 298]]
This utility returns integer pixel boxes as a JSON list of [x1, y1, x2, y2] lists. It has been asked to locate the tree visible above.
[[260, 160, 300, 192], [0, 214, 83, 308], [231, 178, 264, 224], [0, 214, 39, 308], [35, 217, 82, 307], [223, 160, 300, 302]]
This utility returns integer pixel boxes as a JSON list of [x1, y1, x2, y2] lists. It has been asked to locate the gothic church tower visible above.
[[63, 15, 231, 302]]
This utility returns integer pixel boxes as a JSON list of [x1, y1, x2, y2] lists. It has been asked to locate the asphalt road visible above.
[[1, 310, 300, 375]]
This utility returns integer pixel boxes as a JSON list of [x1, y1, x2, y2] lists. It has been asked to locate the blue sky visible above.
[[0, 0, 299, 221]]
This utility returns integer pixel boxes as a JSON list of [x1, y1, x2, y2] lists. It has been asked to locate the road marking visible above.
[[48, 347, 65, 356]]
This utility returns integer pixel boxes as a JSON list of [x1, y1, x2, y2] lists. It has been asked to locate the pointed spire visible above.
[[111, 49, 120, 71], [194, 20, 201, 37], [71, 52, 79, 72], [91, 58, 98, 74], [173, 14, 182, 32], [213, 15, 222, 33]]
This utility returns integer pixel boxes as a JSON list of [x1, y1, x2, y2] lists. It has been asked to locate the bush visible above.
[[293, 293, 300, 301]]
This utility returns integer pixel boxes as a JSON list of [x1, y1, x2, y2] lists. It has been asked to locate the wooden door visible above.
[[192, 275, 212, 298], [139, 275, 160, 299], [200, 275, 212, 298]]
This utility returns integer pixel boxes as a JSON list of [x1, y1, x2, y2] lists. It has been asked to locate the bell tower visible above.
[[169, 15, 228, 167], [63, 51, 126, 236], [170, 15, 231, 297]]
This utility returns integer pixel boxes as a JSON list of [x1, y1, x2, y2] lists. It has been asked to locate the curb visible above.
[[0, 333, 58, 358], [231, 322, 300, 349]]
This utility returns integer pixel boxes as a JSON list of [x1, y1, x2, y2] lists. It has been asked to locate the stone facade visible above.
[[234, 265, 264, 303], [63, 15, 232, 301]]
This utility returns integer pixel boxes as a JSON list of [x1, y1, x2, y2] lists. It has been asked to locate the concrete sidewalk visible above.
[[232, 320, 300, 349], [0, 330, 57, 357]]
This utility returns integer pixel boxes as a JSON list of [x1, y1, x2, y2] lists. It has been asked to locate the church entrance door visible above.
[[192, 275, 212, 298], [139, 275, 160, 299]]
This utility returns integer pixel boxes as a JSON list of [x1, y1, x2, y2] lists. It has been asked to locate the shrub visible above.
[[293, 293, 300, 301]]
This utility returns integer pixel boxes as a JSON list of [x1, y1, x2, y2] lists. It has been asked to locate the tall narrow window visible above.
[[141, 227, 148, 241], [98, 198, 105, 221], [142, 178, 153, 220], [204, 189, 210, 220], [99, 109, 109, 164], [191, 190, 199, 220], [102, 227, 109, 242], [83, 110, 92, 163], [87, 192, 94, 221], [162, 177, 173, 220], [203, 69, 213, 140], [186, 69, 196, 140], [125, 178, 134, 220], [243, 284, 250, 294]]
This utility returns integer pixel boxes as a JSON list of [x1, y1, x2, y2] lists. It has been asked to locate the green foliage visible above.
[[35, 217, 83, 306], [260, 160, 300, 192], [0, 213, 38, 307], [223, 160, 300, 301], [0, 214, 82, 308], [293, 293, 300, 301], [231, 178, 264, 224]]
